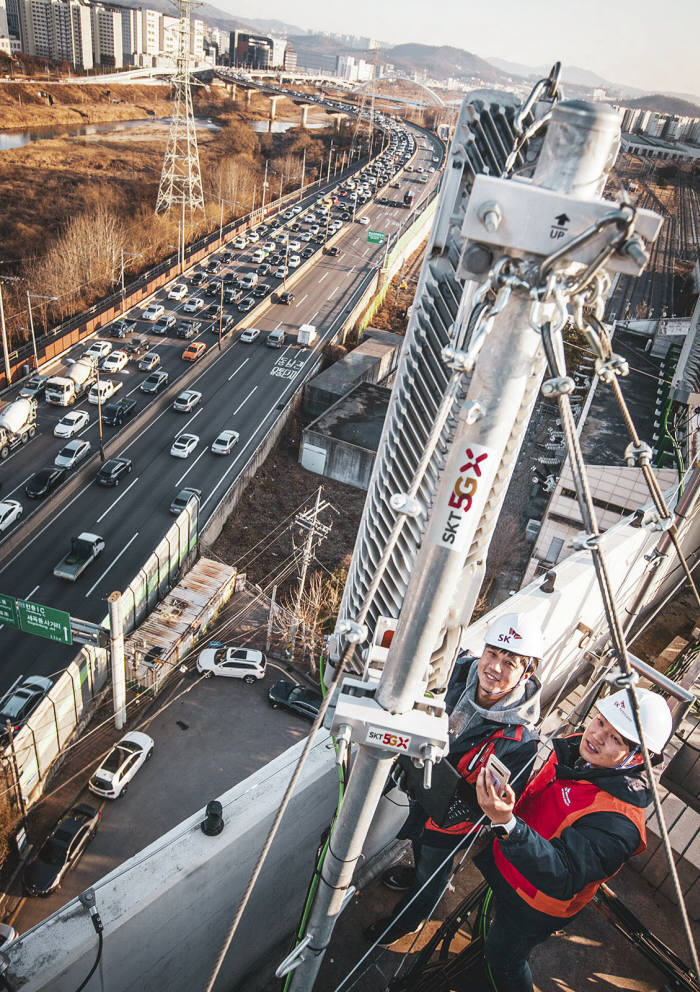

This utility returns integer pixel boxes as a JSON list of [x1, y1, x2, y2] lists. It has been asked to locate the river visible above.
[[0, 116, 221, 151]]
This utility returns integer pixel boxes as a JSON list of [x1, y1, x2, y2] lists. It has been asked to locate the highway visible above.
[[0, 121, 443, 697]]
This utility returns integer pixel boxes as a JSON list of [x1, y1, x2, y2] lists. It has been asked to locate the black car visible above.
[[210, 314, 235, 333], [125, 337, 148, 357], [191, 272, 205, 287], [102, 398, 136, 426], [23, 804, 101, 897], [301, 247, 314, 259], [278, 291, 294, 305], [205, 281, 222, 297], [25, 466, 66, 499], [257, 263, 271, 276], [238, 297, 254, 312], [252, 283, 269, 298], [0, 675, 53, 739], [223, 272, 240, 286], [206, 305, 221, 320], [177, 320, 201, 339], [268, 679, 322, 722], [269, 253, 283, 266], [207, 260, 221, 274], [96, 456, 133, 486], [326, 246, 341, 257], [221, 251, 234, 264], [140, 371, 169, 394], [169, 487, 202, 514]]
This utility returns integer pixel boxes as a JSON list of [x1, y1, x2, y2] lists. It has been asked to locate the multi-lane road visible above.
[[0, 121, 443, 695]]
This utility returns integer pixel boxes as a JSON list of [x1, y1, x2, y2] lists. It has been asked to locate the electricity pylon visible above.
[[155, 0, 205, 215]]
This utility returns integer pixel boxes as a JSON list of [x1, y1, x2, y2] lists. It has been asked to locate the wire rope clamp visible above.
[[595, 355, 629, 382], [604, 669, 640, 689], [541, 376, 575, 398], [643, 512, 675, 533], [442, 344, 473, 373], [462, 400, 484, 425], [275, 933, 313, 978], [336, 619, 368, 645], [571, 531, 600, 551], [390, 492, 423, 518], [624, 441, 652, 468], [334, 723, 352, 766]]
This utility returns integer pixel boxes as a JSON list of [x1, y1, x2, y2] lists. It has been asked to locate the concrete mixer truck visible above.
[[0, 397, 38, 460]]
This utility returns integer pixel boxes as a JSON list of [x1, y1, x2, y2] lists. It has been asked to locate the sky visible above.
[[225, 0, 699, 98]]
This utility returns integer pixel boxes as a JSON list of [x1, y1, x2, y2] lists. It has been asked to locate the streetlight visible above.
[[0, 275, 21, 386], [26, 292, 57, 371], [120, 250, 143, 313], [219, 196, 242, 244]]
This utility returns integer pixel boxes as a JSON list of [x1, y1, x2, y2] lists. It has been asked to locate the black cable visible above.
[[74, 890, 104, 992], [73, 931, 103, 992]]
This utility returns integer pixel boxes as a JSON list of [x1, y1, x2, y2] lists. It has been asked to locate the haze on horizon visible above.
[[227, 0, 698, 99]]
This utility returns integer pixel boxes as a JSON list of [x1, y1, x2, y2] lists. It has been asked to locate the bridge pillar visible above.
[[332, 113, 345, 134], [268, 95, 280, 132], [300, 105, 309, 128], [244, 89, 253, 109], [229, 82, 236, 100]]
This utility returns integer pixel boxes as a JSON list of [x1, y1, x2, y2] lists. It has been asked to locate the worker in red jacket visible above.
[[474, 687, 673, 992]]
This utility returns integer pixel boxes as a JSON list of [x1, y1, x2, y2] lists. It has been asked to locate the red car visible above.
[[182, 342, 207, 362]]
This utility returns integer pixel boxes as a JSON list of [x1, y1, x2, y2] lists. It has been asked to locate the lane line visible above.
[[7, 476, 32, 499], [175, 409, 202, 438], [318, 272, 329, 283], [96, 476, 140, 523], [309, 311, 319, 322], [328, 287, 338, 299], [24, 584, 40, 600], [175, 449, 207, 487], [227, 357, 250, 382], [296, 294, 308, 307], [85, 531, 140, 598], [233, 386, 257, 416]]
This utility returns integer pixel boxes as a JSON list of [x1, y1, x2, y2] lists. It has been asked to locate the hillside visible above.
[[386, 44, 501, 83]]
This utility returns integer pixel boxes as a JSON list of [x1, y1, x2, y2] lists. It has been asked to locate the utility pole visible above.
[[326, 141, 333, 182], [218, 277, 224, 351], [289, 488, 332, 660], [299, 148, 306, 202], [120, 250, 143, 314], [262, 158, 269, 210], [26, 292, 56, 372], [109, 591, 126, 729], [95, 359, 105, 462], [5, 721, 27, 833], [266, 585, 277, 654], [287, 100, 631, 991], [0, 283, 13, 386]]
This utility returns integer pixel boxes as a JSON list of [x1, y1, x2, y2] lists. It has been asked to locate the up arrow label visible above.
[[554, 213, 570, 226]]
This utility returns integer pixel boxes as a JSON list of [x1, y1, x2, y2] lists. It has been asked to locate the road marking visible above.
[[121, 399, 172, 453], [0, 480, 94, 576], [227, 358, 250, 382], [175, 449, 207, 487], [352, 237, 359, 246], [7, 475, 32, 499], [309, 311, 319, 322], [296, 294, 308, 307], [25, 584, 40, 600], [233, 386, 257, 416], [175, 409, 202, 437], [318, 272, 329, 283], [363, 248, 370, 257], [96, 476, 140, 523], [347, 267, 355, 276], [85, 531, 140, 598], [328, 287, 338, 298]]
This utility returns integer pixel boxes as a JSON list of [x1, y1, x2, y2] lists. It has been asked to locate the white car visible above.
[[287, 240, 301, 252], [170, 432, 199, 458], [211, 429, 240, 455], [168, 283, 188, 301], [240, 327, 261, 343], [263, 241, 277, 252], [142, 304, 165, 321], [54, 438, 91, 469], [247, 231, 260, 244], [306, 213, 317, 223], [288, 255, 301, 269], [283, 210, 294, 220], [300, 232, 313, 242], [54, 410, 90, 438], [88, 730, 154, 799], [309, 225, 320, 236], [233, 236, 247, 249], [172, 389, 202, 413], [88, 379, 122, 405], [196, 646, 266, 683], [0, 500, 23, 534], [359, 216, 370, 226], [291, 204, 302, 214], [85, 340, 112, 360], [274, 265, 288, 280], [183, 298, 204, 314], [102, 350, 129, 373]]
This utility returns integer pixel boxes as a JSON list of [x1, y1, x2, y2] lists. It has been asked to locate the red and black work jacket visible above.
[[475, 735, 651, 926]]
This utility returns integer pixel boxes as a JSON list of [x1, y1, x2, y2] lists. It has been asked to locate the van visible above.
[[240, 272, 258, 290], [266, 329, 285, 348]]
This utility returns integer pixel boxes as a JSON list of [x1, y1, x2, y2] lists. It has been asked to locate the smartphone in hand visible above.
[[485, 753, 511, 795]]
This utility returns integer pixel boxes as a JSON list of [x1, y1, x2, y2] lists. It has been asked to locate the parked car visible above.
[[168, 283, 187, 301], [0, 675, 53, 738], [102, 398, 136, 427], [88, 731, 154, 799], [141, 303, 164, 321], [268, 678, 322, 721], [54, 438, 91, 470], [172, 390, 202, 413], [54, 410, 90, 438], [182, 342, 206, 362], [170, 433, 199, 458], [95, 456, 132, 486], [102, 350, 129, 373], [169, 487, 201, 514], [140, 370, 169, 394], [0, 499, 23, 534], [210, 429, 239, 455], [23, 803, 101, 896], [25, 467, 66, 499], [196, 646, 266, 683]]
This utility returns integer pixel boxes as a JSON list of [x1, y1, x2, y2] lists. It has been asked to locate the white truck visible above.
[[53, 532, 105, 581], [45, 358, 97, 407], [297, 324, 318, 348], [0, 398, 38, 460]]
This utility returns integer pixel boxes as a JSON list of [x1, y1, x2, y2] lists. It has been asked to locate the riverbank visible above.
[[0, 82, 178, 129]]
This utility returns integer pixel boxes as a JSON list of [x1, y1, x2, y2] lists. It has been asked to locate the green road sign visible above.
[[17, 600, 72, 645], [367, 230, 386, 245], [0, 593, 18, 628]]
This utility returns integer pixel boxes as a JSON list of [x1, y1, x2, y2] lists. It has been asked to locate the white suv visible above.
[[196, 646, 266, 683]]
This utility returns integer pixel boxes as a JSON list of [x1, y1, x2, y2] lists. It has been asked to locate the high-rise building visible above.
[[91, 3, 122, 67], [121, 5, 141, 66], [269, 35, 285, 67], [141, 7, 159, 59], [283, 46, 296, 71], [5, 0, 20, 41]]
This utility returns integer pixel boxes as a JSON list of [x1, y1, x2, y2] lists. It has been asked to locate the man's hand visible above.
[[476, 767, 516, 825]]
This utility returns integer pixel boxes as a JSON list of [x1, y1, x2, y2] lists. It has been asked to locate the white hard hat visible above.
[[596, 688, 672, 755], [483, 612, 545, 660]]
